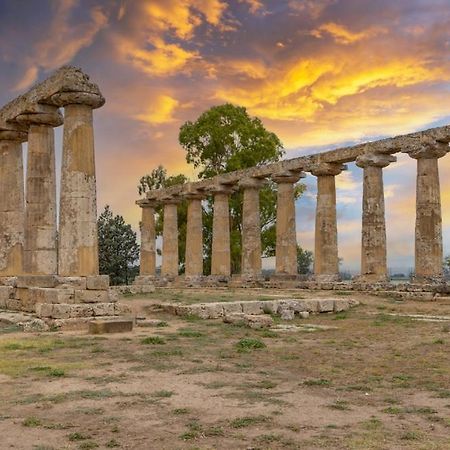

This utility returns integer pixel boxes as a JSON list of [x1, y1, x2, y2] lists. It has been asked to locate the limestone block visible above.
[[318, 299, 335, 313], [75, 289, 109, 303], [0, 277, 17, 287], [246, 314, 273, 329], [202, 303, 224, 319], [294, 299, 319, 313], [240, 301, 263, 315], [89, 319, 133, 334], [260, 301, 278, 314], [16, 275, 57, 288], [22, 319, 50, 332], [108, 289, 119, 302], [69, 304, 94, 318], [30, 287, 75, 304], [92, 303, 115, 316], [133, 275, 156, 286], [114, 302, 132, 315], [279, 308, 295, 320], [0, 286, 14, 302], [35, 303, 54, 318], [222, 302, 243, 315], [51, 304, 72, 319], [334, 299, 350, 312], [56, 276, 87, 290], [299, 311, 310, 319], [223, 313, 247, 326], [86, 275, 110, 290]]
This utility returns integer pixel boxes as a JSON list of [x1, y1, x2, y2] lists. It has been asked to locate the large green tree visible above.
[[98, 205, 140, 285], [139, 103, 308, 274]]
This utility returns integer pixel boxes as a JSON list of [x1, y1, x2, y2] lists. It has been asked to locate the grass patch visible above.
[[303, 378, 330, 386], [68, 432, 91, 441], [235, 338, 266, 352], [327, 400, 351, 411], [141, 336, 166, 345], [22, 417, 42, 427], [151, 390, 174, 398], [230, 415, 271, 428], [178, 328, 204, 338], [173, 408, 190, 415]]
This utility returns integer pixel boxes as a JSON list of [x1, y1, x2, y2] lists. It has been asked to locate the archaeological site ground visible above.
[[0, 68, 449, 449]]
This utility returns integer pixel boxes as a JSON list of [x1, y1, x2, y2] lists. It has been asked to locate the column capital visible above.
[[356, 152, 397, 169], [136, 199, 157, 208], [403, 137, 449, 160], [49, 91, 105, 109], [272, 170, 305, 184], [15, 104, 63, 128], [183, 183, 206, 200], [161, 195, 181, 205], [206, 182, 236, 195], [310, 162, 346, 177], [0, 130, 28, 142], [238, 176, 267, 190]]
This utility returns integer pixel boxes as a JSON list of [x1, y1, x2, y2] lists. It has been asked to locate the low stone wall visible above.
[[157, 297, 358, 320]]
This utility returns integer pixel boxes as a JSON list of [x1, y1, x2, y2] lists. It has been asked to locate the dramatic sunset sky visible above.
[[1, 0, 450, 273]]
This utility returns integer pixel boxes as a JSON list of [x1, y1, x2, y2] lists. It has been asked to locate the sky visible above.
[[1, 0, 450, 273]]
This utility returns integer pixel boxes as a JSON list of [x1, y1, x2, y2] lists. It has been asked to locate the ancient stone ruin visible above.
[[0, 66, 128, 330], [136, 123, 450, 295]]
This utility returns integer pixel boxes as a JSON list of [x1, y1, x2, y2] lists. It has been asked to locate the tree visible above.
[[179, 103, 306, 273], [98, 205, 140, 285], [138, 166, 188, 273], [297, 246, 313, 274], [444, 256, 450, 276]]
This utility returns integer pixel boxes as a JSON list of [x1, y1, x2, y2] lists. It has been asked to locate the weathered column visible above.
[[0, 128, 27, 276], [184, 189, 204, 279], [210, 184, 234, 278], [272, 171, 305, 278], [51, 92, 105, 276], [137, 199, 156, 277], [15, 106, 62, 275], [239, 177, 265, 279], [310, 163, 345, 282], [404, 138, 449, 281], [356, 152, 396, 282], [161, 198, 179, 278]]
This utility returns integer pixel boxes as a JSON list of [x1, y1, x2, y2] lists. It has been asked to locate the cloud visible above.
[[134, 94, 180, 125], [14, 0, 108, 90], [311, 22, 387, 44]]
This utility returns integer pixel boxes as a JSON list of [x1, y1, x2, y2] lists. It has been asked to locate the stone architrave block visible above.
[[16, 275, 57, 288], [56, 277, 87, 290], [75, 289, 109, 303], [240, 301, 264, 315], [222, 302, 243, 315], [318, 299, 335, 313], [86, 275, 110, 290], [92, 303, 115, 316]]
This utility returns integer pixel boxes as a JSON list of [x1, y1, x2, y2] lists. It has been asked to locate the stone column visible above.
[[185, 191, 204, 279], [272, 171, 305, 278], [50, 92, 104, 276], [310, 163, 345, 281], [404, 139, 449, 281], [239, 177, 265, 279], [356, 152, 396, 282], [161, 198, 179, 278], [0, 128, 27, 276], [137, 200, 156, 277], [210, 185, 233, 277], [15, 106, 63, 275]]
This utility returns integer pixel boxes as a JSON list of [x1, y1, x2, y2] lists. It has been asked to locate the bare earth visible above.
[[0, 288, 449, 450]]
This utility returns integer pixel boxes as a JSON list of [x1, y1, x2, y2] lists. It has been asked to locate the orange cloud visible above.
[[312, 22, 387, 44], [134, 94, 180, 124]]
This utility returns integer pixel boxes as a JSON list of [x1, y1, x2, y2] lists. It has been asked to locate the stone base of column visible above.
[[353, 274, 390, 283], [175, 275, 206, 287], [270, 273, 304, 281], [205, 275, 230, 286], [229, 273, 266, 287], [313, 274, 341, 282], [412, 275, 445, 285], [134, 275, 157, 285]]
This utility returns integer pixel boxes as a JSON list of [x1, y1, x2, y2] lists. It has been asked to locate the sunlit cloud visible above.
[[311, 22, 387, 45], [134, 94, 180, 125]]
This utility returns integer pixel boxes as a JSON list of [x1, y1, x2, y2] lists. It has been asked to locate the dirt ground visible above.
[[0, 288, 449, 450]]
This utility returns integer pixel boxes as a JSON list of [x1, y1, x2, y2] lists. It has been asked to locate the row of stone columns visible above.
[[139, 141, 448, 283], [0, 94, 103, 278]]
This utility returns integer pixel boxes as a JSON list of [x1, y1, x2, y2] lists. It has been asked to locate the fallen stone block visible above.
[[223, 313, 247, 326], [279, 308, 295, 320], [299, 311, 310, 319], [86, 275, 110, 290], [240, 301, 263, 315], [222, 302, 243, 315], [334, 299, 350, 312], [260, 300, 278, 314], [318, 299, 335, 313], [89, 319, 133, 334], [246, 314, 273, 329]]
